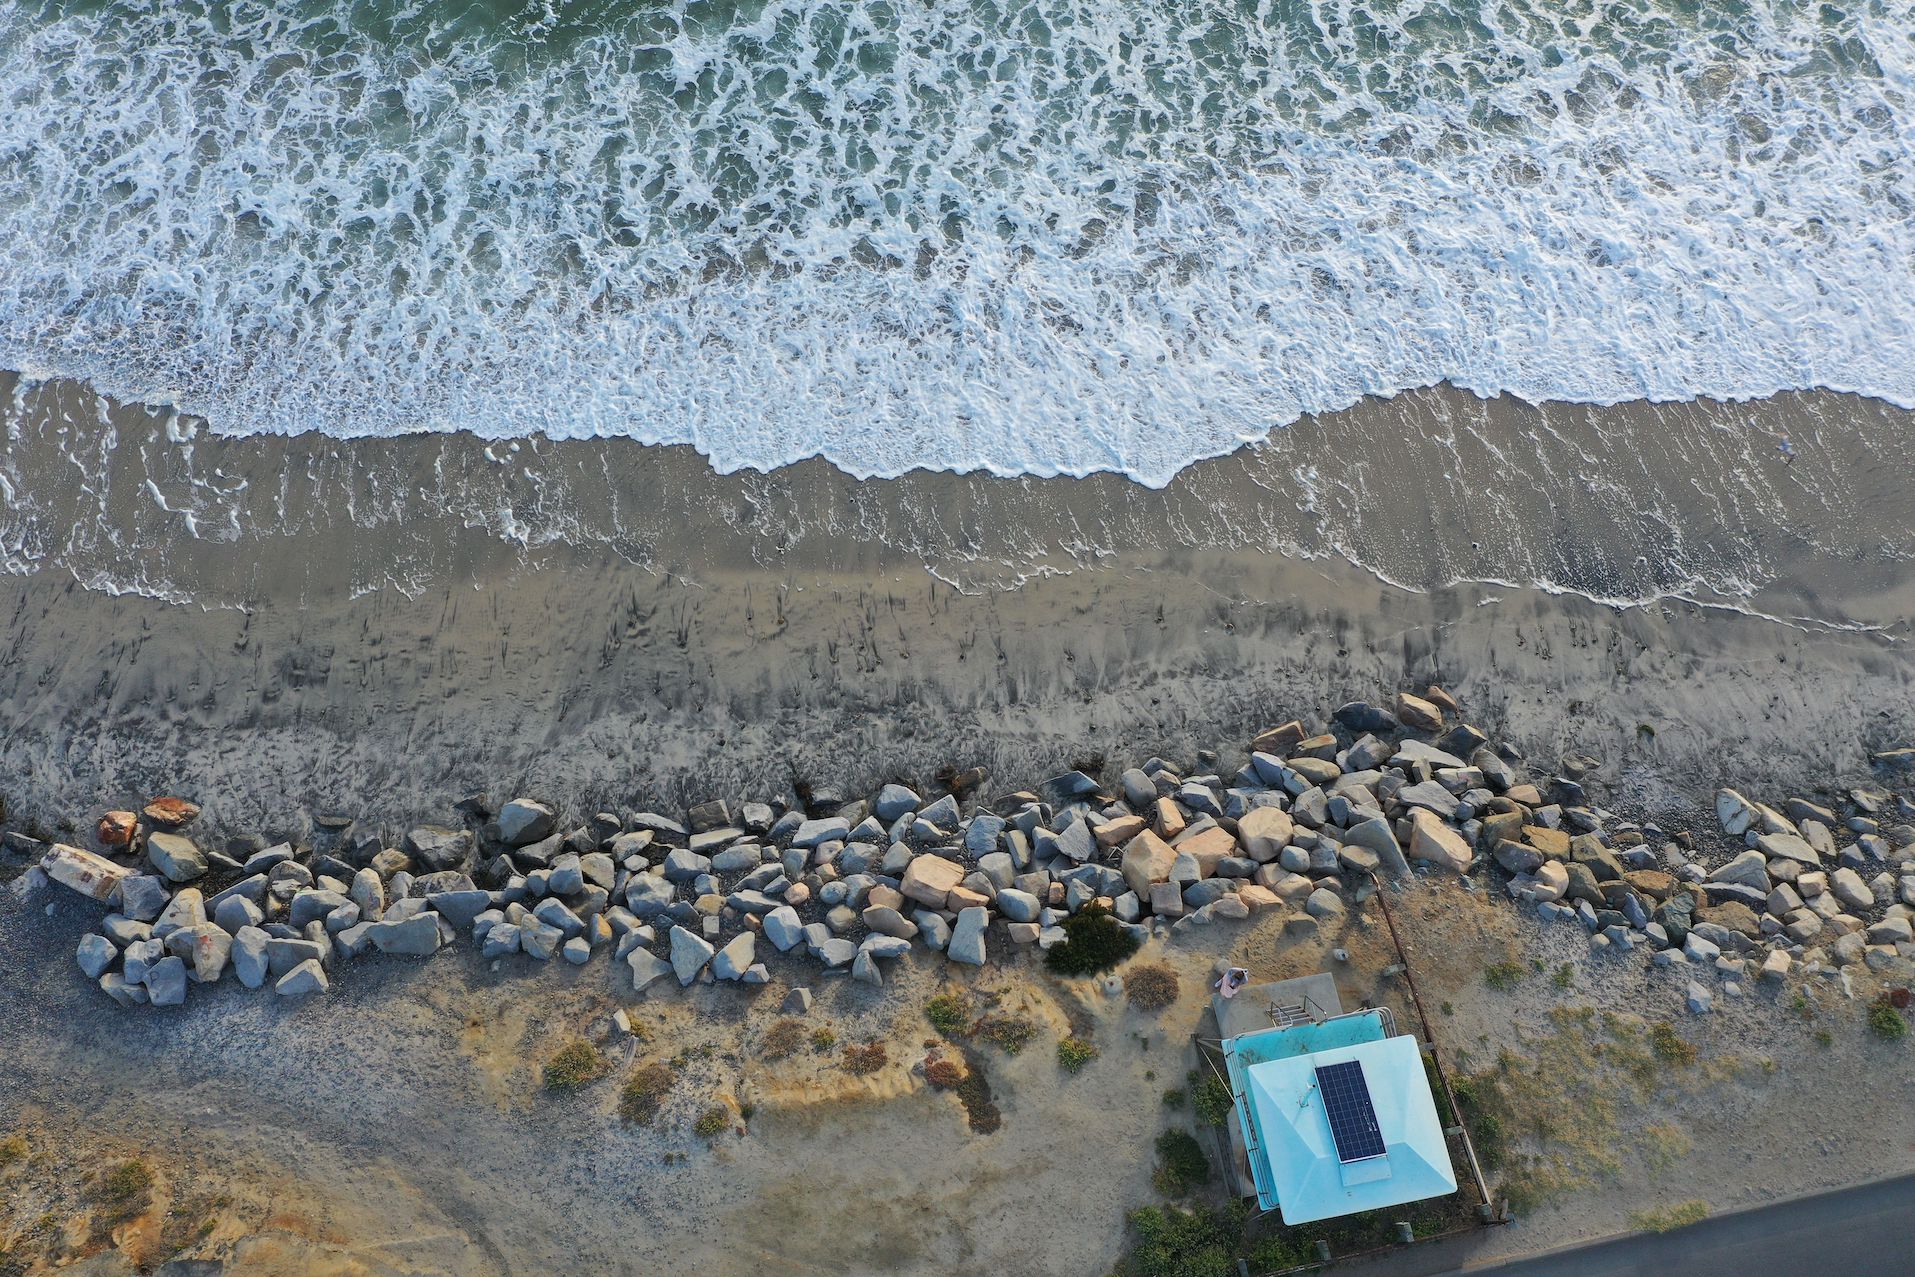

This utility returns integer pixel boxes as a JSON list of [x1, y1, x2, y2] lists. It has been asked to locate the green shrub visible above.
[[1057, 1037, 1099, 1072], [925, 994, 971, 1038], [542, 1040, 609, 1091], [1631, 1200, 1709, 1232], [1044, 905, 1140, 977], [1192, 1075, 1234, 1127], [1151, 1130, 1211, 1196], [1483, 961, 1524, 991], [1161, 1087, 1186, 1108], [95, 1159, 153, 1227], [810, 1027, 837, 1050], [1649, 1021, 1698, 1065], [1868, 1000, 1908, 1042], [693, 1104, 730, 1139], [1124, 1204, 1241, 1277]]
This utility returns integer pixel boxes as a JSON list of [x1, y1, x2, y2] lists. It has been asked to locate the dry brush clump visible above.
[[619, 1062, 677, 1125], [843, 1041, 888, 1075], [760, 1019, 806, 1060], [1124, 963, 1179, 1012]]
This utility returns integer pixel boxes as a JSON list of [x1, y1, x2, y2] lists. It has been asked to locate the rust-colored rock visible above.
[[97, 810, 138, 847], [142, 797, 201, 828]]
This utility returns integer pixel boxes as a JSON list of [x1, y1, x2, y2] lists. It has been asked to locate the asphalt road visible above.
[[1344, 1173, 1915, 1277]]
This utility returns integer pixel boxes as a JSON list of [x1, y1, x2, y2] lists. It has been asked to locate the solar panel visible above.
[[1315, 1061, 1386, 1163]]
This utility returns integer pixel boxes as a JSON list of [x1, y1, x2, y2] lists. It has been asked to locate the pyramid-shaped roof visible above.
[[1241, 1033, 1456, 1224]]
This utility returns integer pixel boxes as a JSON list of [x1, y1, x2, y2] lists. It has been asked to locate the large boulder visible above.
[[626, 947, 672, 993], [276, 959, 330, 996], [711, 933, 756, 981], [947, 907, 989, 966], [166, 923, 232, 983], [145, 832, 208, 883], [1343, 817, 1411, 879], [1119, 831, 1178, 899], [1408, 810, 1472, 873], [144, 955, 188, 1007], [232, 927, 270, 989], [763, 906, 806, 952], [1709, 850, 1771, 892], [368, 913, 443, 956], [117, 875, 171, 922], [901, 854, 965, 908], [670, 926, 715, 985], [496, 800, 557, 846], [1235, 807, 1295, 862], [404, 827, 474, 872]]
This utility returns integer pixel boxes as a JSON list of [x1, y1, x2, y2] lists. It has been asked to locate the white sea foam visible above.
[[0, 0, 1910, 486]]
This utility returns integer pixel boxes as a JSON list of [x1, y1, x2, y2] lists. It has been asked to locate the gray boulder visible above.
[[405, 827, 473, 872], [626, 947, 672, 993], [624, 873, 675, 918], [166, 923, 232, 983], [947, 907, 989, 965], [497, 800, 557, 846], [852, 950, 883, 986], [480, 922, 522, 959], [100, 972, 148, 1008], [874, 784, 921, 824], [152, 889, 207, 939], [144, 955, 188, 1006], [214, 895, 264, 934], [368, 913, 442, 956], [1343, 817, 1412, 879], [77, 933, 117, 979], [146, 832, 208, 883], [117, 875, 171, 923], [232, 927, 270, 988], [670, 926, 715, 985], [520, 918, 564, 960], [276, 958, 330, 996], [763, 905, 806, 952], [712, 933, 756, 981]]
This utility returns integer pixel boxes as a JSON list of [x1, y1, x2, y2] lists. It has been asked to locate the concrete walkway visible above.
[[1339, 1172, 1915, 1277]]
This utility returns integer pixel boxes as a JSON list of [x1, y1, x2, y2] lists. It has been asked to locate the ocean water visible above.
[[0, 0, 1910, 486]]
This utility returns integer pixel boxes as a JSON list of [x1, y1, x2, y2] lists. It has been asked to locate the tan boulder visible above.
[[1153, 797, 1187, 840], [900, 854, 965, 908], [1095, 814, 1147, 848], [1120, 831, 1178, 899], [1523, 825, 1571, 858], [1251, 721, 1307, 755], [141, 797, 200, 828], [1174, 826, 1238, 875], [1530, 860, 1569, 902], [1237, 884, 1281, 912], [1408, 810, 1472, 872], [1394, 691, 1445, 732], [1236, 806, 1296, 861]]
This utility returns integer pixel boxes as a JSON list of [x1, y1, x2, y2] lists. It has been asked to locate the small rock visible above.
[[146, 832, 209, 883], [144, 954, 188, 1006]]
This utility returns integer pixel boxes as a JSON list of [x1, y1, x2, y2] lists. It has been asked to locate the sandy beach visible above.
[[2, 378, 1914, 1275]]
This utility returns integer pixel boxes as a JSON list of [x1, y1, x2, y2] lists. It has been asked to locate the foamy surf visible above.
[[0, 0, 1910, 485]]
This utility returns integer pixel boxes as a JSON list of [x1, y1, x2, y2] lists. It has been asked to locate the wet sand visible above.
[[1, 374, 1912, 833]]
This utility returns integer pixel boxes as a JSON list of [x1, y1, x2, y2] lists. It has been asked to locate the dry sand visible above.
[[1, 380, 1914, 1274]]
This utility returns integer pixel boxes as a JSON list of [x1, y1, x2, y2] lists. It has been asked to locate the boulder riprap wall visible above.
[[13, 686, 1915, 1014]]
